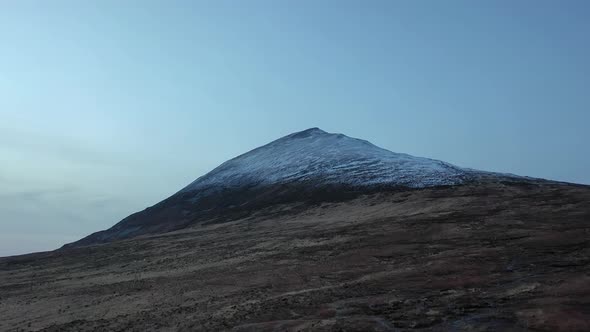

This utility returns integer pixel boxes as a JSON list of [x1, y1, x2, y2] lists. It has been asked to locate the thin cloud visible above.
[[0, 126, 124, 167]]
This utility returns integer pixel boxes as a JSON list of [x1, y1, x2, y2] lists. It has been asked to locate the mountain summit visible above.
[[66, 128, 524, 247], [181, 127, 467, 194]]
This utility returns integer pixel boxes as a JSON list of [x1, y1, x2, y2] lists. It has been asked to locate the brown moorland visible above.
[[1, 182, 589, 331]]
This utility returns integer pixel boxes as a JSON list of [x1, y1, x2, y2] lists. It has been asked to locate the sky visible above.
[[1, 0, 589, 256]]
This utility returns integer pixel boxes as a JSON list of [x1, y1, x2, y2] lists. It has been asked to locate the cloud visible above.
[[0, 233, 81, 257], [0, 184, 132, 237], [0, 186, 77, 201], [0, 135, 110, 167], [0, 178, 140, 256], [0, 126, 132, 168]]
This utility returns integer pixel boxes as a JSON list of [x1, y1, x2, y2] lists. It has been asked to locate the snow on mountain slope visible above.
[[181, 128, 469, 194]]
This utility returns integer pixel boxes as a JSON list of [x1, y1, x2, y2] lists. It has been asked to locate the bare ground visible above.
[[1, 183, 590, 331]]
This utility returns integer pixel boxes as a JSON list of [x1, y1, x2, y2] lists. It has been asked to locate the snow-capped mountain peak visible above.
[[67, 128, 537, 247], [181, 128, 468, 193]]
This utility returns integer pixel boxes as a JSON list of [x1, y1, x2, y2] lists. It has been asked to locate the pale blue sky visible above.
[[1, 0, 589, 256]]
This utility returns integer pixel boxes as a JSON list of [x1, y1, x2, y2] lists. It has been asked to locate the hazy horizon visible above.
[[2, 1, 589, 256]]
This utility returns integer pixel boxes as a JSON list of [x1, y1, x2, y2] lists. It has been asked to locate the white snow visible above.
[[181, 128, 471, 194]]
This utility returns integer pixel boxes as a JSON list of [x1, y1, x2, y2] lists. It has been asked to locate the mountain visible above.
[[181, 127, 467, 191], [66, 128, 531, 248], [4, 128, 590, 331]]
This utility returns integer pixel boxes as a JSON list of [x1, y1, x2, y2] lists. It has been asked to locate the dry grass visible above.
[[1, 183, 589, 331]]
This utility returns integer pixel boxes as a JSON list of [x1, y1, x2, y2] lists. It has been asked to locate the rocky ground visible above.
[[1, 182, 590, 331]]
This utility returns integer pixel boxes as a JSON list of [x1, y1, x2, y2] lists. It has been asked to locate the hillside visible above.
[[1, 182, 589, 331]]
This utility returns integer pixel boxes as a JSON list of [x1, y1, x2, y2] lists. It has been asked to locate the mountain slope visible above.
[[4, 182, 590, 331], [66, 128, 528, 247]]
